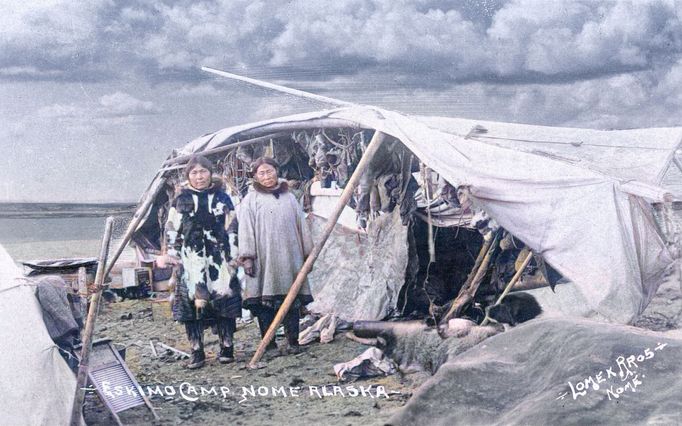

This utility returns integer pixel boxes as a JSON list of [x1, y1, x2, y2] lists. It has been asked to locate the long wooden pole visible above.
[[104, 177, 166, 277], [70, 217, 114, 426], [77, 267, 88, 325], [481, 250, 534, 326], [247, 130, 387, 368], [437, 235, 490, 326], [440, 230, 501, 324], [202, 67, 355, 107], [162, 132, 289, 167]]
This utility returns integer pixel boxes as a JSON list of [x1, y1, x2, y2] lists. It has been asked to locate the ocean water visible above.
[[0, 215, 132, 261], [1, 202, 680, 263], [0, 202, 136, 262]]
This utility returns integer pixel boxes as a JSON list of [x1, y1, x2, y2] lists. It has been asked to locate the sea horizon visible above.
[[0, 201, 137, 219]]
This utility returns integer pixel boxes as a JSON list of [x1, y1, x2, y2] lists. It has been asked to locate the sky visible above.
[[3, 0, 682, 202]]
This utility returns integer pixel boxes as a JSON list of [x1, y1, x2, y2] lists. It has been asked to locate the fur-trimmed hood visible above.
[[252, 179, 289, 198]]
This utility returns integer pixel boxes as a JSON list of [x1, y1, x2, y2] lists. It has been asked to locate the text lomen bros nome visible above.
[[555, 342, 668, 402]]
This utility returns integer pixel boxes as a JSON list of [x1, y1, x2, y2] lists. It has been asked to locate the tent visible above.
[[0, 243, 77, 425], [132, 105, 680, 324]]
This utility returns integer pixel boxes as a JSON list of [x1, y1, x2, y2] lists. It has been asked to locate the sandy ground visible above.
[[83, 300, 426, 425], [82, 264, 682, 425]]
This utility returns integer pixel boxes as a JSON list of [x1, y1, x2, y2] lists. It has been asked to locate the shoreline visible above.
[[0, 202, 136, 219]]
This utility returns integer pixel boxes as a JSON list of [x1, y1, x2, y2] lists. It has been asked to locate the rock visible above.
[[120, 313, 133, 320], [344, 410, 363, 417], [289, 378, 305, 386]]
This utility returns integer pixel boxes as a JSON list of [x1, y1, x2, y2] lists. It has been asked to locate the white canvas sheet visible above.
[[158, 106, 677, 323], [413, 115, 682, 191], [0, 244, 77, 425]]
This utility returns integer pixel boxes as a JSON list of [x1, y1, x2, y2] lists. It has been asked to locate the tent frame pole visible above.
[[481, 250, 534, 326], [440, 230, 502, 325], [162, 132, 289, 167], [70, 217, 114, 426], [104, 177, 167, 277], [247, 129, 387, 368]]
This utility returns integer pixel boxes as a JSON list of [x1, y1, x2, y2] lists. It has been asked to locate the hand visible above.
[[156, 254, 180, 268], [242, 258, 256, 277], [194, 298, 207, 309]]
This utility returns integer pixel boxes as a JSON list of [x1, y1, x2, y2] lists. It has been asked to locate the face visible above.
[[255, 163, 278, 188], [188, 165, 211, 190]]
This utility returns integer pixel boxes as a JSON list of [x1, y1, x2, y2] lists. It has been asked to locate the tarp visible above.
[[307, 210, 408, 321], [413, 115, 682, 195], [0, 243, 77, 425], [389, 317, 682, 425], [140, 106, 676, 323]]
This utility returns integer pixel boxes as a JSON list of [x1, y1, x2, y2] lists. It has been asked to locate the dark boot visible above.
[[188, 350, 206, 369], [254, 307, 278, 351], [185, 321, 205, 369], [284, 308, 301, 354], [218, 346, 234, 364], [217, 318, 236, 364]]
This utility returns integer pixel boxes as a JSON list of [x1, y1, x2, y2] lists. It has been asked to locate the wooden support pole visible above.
[[437, 234, 491, 325], [422, 165, 436, 263], [104, 177, 167, 277], [481, 250, 534, 326], [202, 66, 355, 107], [162, 132, 289, 167], [70, 217, 114, 426], [464, 236, 493, 287], [247, 130, 387, 368], [77, 266, 88, 322], [440, 230, 501, 325], [477, 273, 557, 295]]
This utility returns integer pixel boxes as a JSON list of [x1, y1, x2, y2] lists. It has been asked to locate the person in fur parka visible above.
[[163, 155, 241, 369]]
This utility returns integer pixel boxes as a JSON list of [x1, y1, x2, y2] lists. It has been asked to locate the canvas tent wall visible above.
[[413, 115, 682, 197], [134, 106, 676, 324], [0, 243, 77, 425]]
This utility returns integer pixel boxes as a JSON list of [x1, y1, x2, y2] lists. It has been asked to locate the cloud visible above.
[[2, 0, 681, 84], [247, 97, 315, 122], [4, 1, 682, 130], [99, 92, 160, 115], [0, 66, 67, 80], [462, 68, 680, 129], [29, 92, 160, 135], [0, 0, 110, 80]]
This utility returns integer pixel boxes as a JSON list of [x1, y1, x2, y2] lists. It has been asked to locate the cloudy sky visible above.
[[3, 0, 682, 202]]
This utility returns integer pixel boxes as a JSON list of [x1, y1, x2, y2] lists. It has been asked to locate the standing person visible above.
[[163, 155, 242, 369], [238, 157, 314, 354]]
